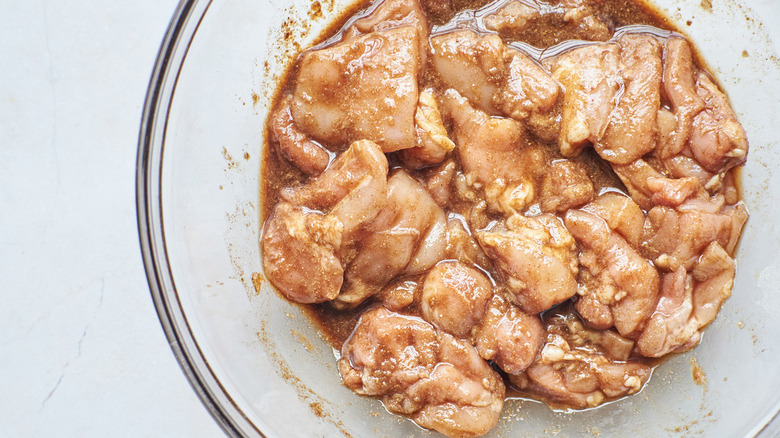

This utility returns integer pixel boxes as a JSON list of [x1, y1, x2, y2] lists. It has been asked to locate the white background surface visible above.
[[1, 0, 779, 437], [0, 1, 223, 436]]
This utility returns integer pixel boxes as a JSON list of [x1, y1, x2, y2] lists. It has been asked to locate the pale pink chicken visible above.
[[689, 71, 749, 173], [291, 26, 420, 152], [400, 89, 456, 169], [641, 196, 748, 271], [613, 158, 704, 210], [336, 170, 447, 308], [445, 217, 494, 271], [499, 48, 563, 131], [596, 33, 663, 164], [262, 203, 344, 303], [339, 307, 505, 438], [268, 95, 331, 175], [472, 293, 546, 375], [656, 37, 704, 159], [263, 140, 389, 303], [431, 30, 504, 113], [692, 241, 736, 324], [663, 154, 716, 188], [423, 160, 457, 207], [477, 214, 579, 314], [346, 0, 429, 65], [580, 191, 645, 247], [636, 242, 735, 357], [483, 0, 611, 42], [443, 89, 545, 214], [281, 140, 389, 234], [559, 0, 612, 42], [549, 42, 621, 157], [482, 1, 541, 34], [421, 261, 494, 337], [430, 30, 561, 136], [511, 309, 651, 409], [377, 279, 420, 311], [564, 208, 659, 337]]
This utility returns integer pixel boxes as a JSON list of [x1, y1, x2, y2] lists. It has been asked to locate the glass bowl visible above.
[[137, 0, 780, 436]]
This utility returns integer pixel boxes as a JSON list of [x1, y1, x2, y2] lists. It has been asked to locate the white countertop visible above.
[[0, 2, 223, 436], [2, 1, 780, 438]]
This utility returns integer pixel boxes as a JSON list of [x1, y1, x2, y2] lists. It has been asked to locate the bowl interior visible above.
[[143, 0, 780, 436]]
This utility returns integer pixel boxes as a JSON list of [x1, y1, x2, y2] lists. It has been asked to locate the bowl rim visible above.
[[135, 0, 260, 436]]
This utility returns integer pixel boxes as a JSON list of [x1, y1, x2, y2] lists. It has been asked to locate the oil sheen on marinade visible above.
[[260, 0, 749, 436]]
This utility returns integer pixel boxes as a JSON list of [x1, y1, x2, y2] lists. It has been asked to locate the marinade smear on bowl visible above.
[[259, 0, 749, 436]]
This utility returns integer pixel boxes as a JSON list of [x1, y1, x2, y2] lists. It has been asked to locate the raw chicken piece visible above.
[[347, 0, 429, 66], [565, 209, 659, 337], [445, 217, 493, 271], [511, 309, 650, 409], [498, 48, 562, 124], [262, 203, 344, 303], [635, 267, 698, 357], [424, 160, 457, 207], [339, 307, 505, 438], [641, 197, 748, 271], [263, 140, 389, 303], [550, 43, 621, 157], [443, 89, 545, 214], [596, 33, 662, 164], [636, 242, 735, 357], [431, 30, 561, 132], [281, 140, 389, 235], [560, 0, 612, 42], [291, 26, 420, 152], [613, 159, 704, 210], [539, 160, 594, 213], [663, 154, 715, 188], [477, 214, 579, 314], [692, 241, 736, 325], [400, 89, 456, 169], [336, 170, 447, 308], [483, 1, 540, 33], [580, 192, 645, 247], [656, 37, 704, 158], [472, 293, 545, 375], [689, 71, 749, 173], [483, 0, 611, 42], [378, 279, 419, 311], [269, 95, 330, 175], [431, 30, 504, 113], [421, 261, 494, 337]]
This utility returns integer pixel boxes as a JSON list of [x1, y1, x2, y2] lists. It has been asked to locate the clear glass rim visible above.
[[135, 0, 260, 436]]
